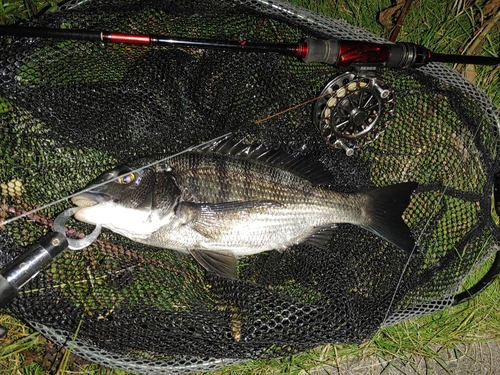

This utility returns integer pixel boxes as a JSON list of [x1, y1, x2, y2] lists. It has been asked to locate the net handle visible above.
[[453, 250, 500, 305]]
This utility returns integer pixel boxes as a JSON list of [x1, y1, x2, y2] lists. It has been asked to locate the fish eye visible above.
[[117, 173, 136, 185]]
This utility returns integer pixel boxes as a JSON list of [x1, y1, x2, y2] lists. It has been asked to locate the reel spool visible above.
[[313, 71, 395, 156]]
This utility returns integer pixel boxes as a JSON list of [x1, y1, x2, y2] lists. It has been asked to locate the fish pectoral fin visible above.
[[189, 249, 238, 279], [178, 200, 280, 239], [303, 226, 337, 250]]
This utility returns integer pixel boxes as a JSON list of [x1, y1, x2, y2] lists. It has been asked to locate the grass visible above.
[[0, 0, 499, 374]]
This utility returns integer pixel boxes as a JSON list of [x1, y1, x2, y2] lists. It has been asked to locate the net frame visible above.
[[0, 0, 499, 373]]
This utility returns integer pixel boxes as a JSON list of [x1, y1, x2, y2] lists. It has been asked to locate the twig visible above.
[[455, 8, 500, 72], [389, 0, 415, 42]]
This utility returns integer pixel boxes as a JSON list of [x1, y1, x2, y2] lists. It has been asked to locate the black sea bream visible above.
[[71, 138, 417, 278]]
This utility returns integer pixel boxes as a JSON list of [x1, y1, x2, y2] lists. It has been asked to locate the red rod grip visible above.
[[337, 41, 391, 67]]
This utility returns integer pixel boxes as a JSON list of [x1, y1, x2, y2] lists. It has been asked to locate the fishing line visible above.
[[382, 190, 447, 323], [1, 133, 232, 226], [382, 119, 485, 323], [255, 92, 329, 125]]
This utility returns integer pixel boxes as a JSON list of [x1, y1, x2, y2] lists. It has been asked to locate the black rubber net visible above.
[[1, 0, 499, 373]]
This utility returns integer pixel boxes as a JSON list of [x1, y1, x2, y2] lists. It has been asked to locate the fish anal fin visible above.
[[303, 226, 337, 250], [189, 249, 237, 279]]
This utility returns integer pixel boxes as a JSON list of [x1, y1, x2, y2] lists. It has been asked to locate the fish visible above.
[[71, 138, 418, 279]]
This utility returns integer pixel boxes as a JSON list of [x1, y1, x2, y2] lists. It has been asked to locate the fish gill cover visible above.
[[0, 0, 499, 373]]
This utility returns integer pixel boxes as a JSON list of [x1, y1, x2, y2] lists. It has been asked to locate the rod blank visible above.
[[1, 26, 498, 68]]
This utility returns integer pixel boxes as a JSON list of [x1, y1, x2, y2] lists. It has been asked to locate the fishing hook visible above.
[[53, 207, 102, 250]]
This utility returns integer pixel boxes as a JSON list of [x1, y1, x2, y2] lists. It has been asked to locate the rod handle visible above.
[[0, 26, 101, 42], [0, 232, 68, 307], [303, 38, 431, 68]]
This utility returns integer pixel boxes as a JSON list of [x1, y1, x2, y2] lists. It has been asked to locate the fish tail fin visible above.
[[361, 182, 418, 255]]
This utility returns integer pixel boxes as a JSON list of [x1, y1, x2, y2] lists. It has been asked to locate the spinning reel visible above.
[[313, 69, 395, 156]]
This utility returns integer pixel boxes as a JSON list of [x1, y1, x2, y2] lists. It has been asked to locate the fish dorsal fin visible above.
[[198, 137, 335, 185]]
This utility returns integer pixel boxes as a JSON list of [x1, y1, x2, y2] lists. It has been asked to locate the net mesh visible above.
[[1, 0, 499, 373]]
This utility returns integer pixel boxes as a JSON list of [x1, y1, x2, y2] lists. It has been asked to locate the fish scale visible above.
[[168, 153, 321, 203]]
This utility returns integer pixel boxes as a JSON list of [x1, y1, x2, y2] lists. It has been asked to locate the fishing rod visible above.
[[1, 26, 499, 68], [1, 25, 497, 156]]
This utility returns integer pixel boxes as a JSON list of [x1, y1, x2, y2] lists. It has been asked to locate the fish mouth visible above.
[[71, 192, 114, 207]]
